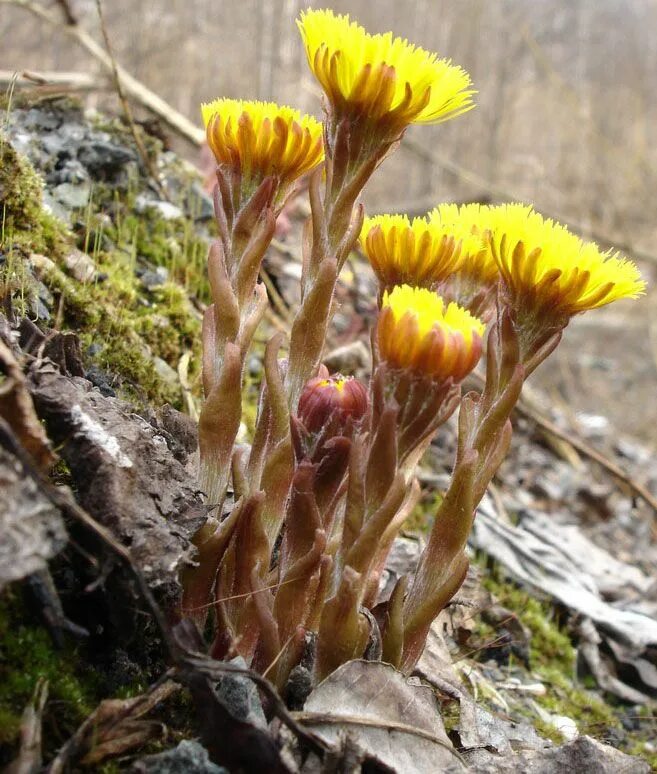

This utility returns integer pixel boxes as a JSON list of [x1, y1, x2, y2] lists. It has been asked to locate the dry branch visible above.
[[0, 69, 100, 90]]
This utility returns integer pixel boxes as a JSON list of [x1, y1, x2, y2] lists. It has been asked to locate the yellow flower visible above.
[[378, 285, 484, 381], [297, 9, 474, 136], [202, 98, 324, 192], [360, 214, 461, 290], [429, 203, 498, 284], [488, 204, 646, 317]]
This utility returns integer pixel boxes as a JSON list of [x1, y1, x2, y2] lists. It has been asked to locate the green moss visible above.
[[0, 591, 96, 753], [405, 491, 443, 534], [481, 573, 575, 673], [0, 124, 207, 409], [40, 255, 201, 408], [475, 565, 629, 748], [0, 136, 69, 260]]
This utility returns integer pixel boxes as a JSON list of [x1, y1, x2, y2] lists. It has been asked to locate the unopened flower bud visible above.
[[297, 375, 368, 435]]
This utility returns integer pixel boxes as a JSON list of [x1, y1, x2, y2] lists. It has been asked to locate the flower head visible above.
[[428, 203, 498, 318], [297, 9, 474, 137], [488, 204, 646, 319], [429, 203, 497, 284], [378, 285, 484, 381], [360, 213, 462, 291], [298, 374, 369, 435], [202, 98, 324, 195]]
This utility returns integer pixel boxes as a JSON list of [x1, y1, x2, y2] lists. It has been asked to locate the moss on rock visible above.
[[1, 128, 206, 409], [0, 136, 69, 260]]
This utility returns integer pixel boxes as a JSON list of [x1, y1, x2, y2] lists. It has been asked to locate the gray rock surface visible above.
[[26, 360, 205, 593], [131, 740, 227, 773], [0, 445, 67, 590], [464, 735, 650, 773]]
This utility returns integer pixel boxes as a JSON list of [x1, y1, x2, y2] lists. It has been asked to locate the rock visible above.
[[22, 106, 62, 132], [154, 404, 198, 462], [131, 740, 227, 773], [135, 194, 184, 221], [52, 181, 91, 209], [139, 266, 170, 290], [323, 340, 372, 376], [153, 356, 180, 394], [464, 735, 650, 773], [0, 445, 67, 590], [63, 249, 97, 283], [84, 364, 116, 397], [185, 181, 215, 221], [29, 253, 57, 276], [27, 361, 206, 594], [215, 657, 268, 730], [52, 158, 90, 185], [77, 138, 138, 180], [41, 190, 71, 222]]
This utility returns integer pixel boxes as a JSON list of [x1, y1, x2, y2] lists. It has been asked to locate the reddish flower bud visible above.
[[297, 375, 368, 435]]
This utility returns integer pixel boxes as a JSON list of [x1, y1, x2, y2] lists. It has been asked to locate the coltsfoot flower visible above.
[[202, 98, 324, 195], [298, 374, 369, 435], [360, 213, 462, 291], [297, 9, 474, 139], [488, 204, 645, 320], [429, 203, 497, 284], [377, 285, 484, 381], [429, 203, 498, 319]]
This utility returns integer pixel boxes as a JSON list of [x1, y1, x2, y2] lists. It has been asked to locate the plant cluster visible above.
[[181, 8, 645, 690]]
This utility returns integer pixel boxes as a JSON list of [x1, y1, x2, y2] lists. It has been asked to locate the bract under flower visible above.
[[488, 204, 646, 318], [361, 213, 461, 291], [378, 285, 484, 381], [297, 9, 474, 136], [202, 98, 324, 194]]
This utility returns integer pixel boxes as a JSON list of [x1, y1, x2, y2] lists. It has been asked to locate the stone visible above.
[[464, 735, 650, 773], [27, 362, 205, 594], [135, 194, 184, 221], [63, 249, 97, 284], [215, 656, 268, 730], [77, 138, 138, 180], [52, 181, 92, 209], [131, 740, 227, 773], [0, 446, 67, 591], [139, 266, 170, 290]]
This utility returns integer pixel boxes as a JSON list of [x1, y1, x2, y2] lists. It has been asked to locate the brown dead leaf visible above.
[[300, 660, 466, 773], [0, 340, 56, 469]]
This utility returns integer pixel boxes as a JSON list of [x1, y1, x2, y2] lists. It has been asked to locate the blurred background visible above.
[[2, 0, 656, 443]]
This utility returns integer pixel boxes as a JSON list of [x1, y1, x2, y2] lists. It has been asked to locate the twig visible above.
[[0, 0, 204, 146], [291, 711, 466, 765], [55, 0, 76, 25], [182, 654, 327, 755], [0, 69, 100, 91], [93, 0, 168, 199], [520, 404, 657, 522]]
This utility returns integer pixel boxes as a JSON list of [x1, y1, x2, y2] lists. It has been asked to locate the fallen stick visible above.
[[0, 69, 101, 90]]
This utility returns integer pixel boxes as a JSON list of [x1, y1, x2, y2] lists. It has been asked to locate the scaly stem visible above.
[[399, 305, 561, 671]]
